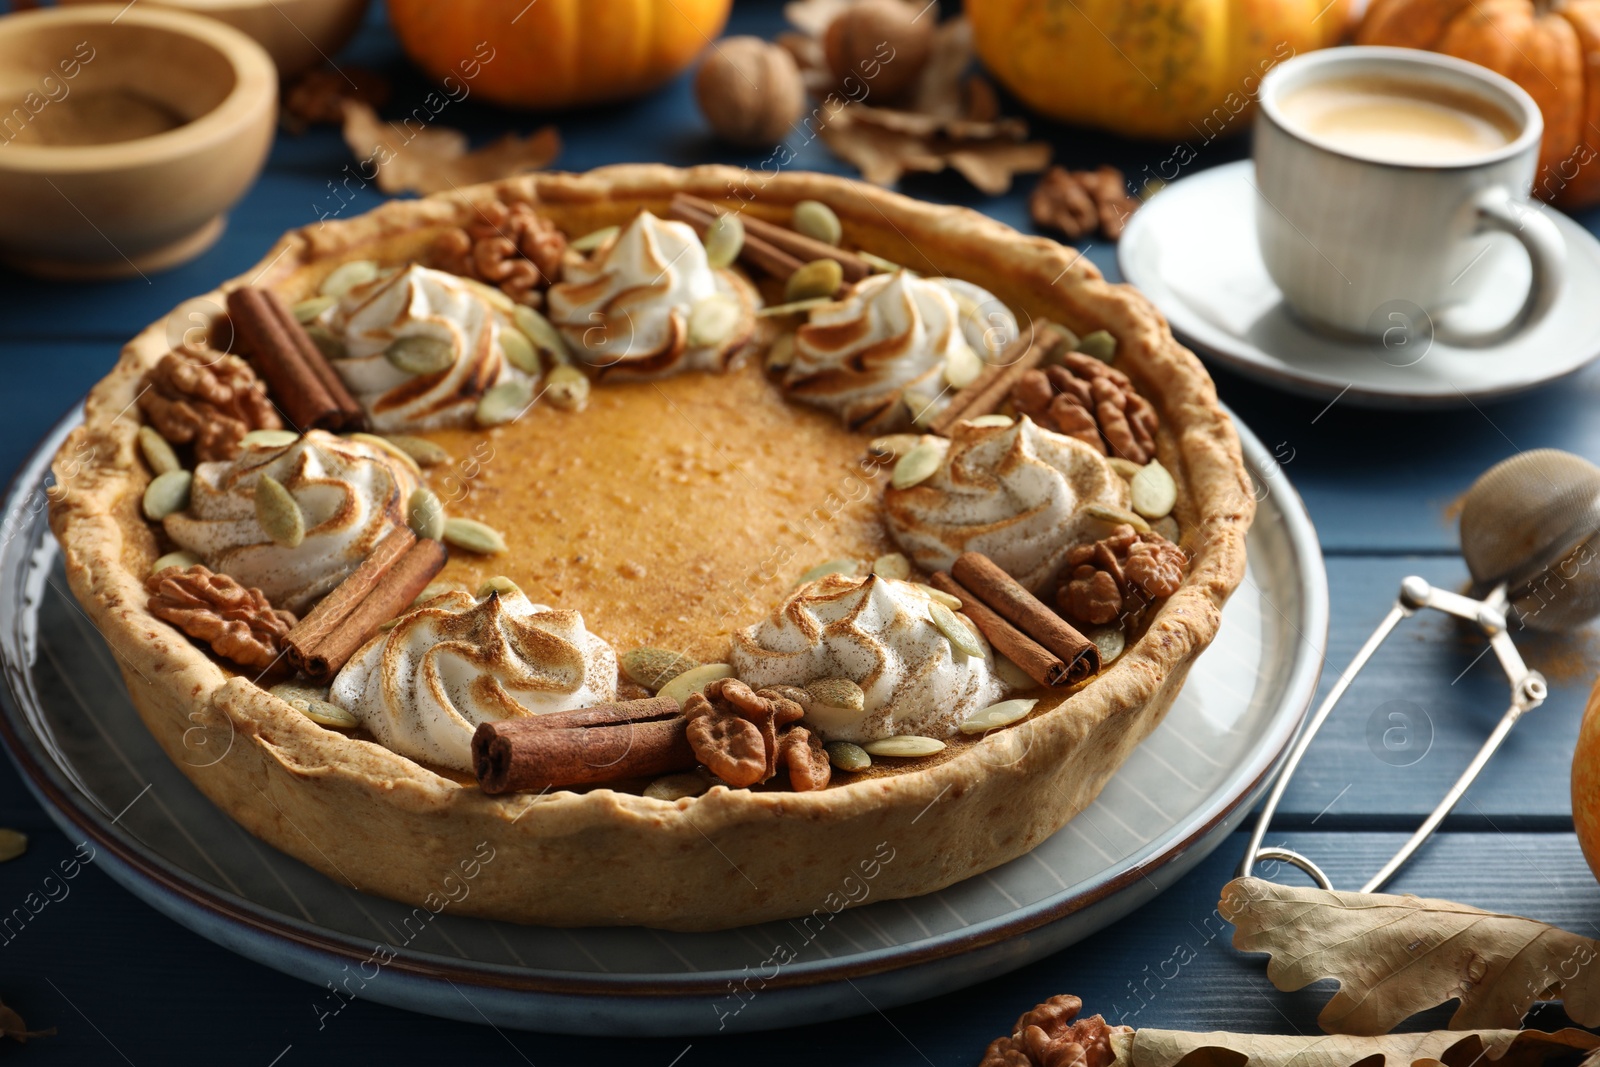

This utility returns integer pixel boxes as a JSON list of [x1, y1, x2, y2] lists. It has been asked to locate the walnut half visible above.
[[146, 565, 296, 672]]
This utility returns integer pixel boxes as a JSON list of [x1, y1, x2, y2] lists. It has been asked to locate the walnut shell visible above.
[[823, 0, 933, 101], [695, 36, 805, 147]]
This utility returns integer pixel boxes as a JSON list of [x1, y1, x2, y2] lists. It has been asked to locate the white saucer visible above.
[[1117, 160, 1600, 408]]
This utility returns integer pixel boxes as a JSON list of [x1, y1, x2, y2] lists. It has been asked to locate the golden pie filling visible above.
[[128, 195, 1192, 800]]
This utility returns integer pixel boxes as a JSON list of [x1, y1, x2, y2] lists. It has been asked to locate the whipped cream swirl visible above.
[[884, 417, 1128, 594], [163, 430, 418, 614], [731, 573, 1001, 742], [330, 588, 618, 772], [784, 272, 1013, 432], [323, 264, 535, 431], [546, 211, 757, 379]]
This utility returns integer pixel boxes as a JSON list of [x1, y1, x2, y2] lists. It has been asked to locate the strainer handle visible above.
[[1238, 577, 1548, 892]]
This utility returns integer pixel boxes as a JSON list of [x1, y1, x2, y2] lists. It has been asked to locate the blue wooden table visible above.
[[4, 3, 1600, 1062]]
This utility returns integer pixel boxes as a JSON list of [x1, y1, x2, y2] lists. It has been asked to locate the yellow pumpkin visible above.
[[386, 0, 733, 111], [966, 0, 1351, 140]]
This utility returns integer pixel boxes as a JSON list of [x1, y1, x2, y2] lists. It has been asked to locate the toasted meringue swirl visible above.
[[884, 417, 1129, 594], [730, 573, 1001, 742], [546, 211, 757, 379], [163, 430, 418, 614], [784, 272, 1010, 432], [330, 588, 618, 772], [324, 264, 536, 431]]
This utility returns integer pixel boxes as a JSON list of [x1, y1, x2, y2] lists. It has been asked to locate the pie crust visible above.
[[48, 165, 1254, 931]]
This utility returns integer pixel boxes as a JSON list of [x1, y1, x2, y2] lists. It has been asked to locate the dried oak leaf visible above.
[[819, 103, 1050, 195], [1221, 876, 1600, 1035], [341, 101, 561, 197], [147, 565, 297, 672], [1124, 1025, 1599, 1067], [0, 998, 54, 1044]]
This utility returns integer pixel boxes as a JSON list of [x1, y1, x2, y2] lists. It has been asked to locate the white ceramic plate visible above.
[[0, 410, 1326, 1036], [1118, 160, 1600, 408]]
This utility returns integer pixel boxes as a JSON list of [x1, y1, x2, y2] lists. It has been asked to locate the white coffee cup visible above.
[[1254, 46, 1564, 346]]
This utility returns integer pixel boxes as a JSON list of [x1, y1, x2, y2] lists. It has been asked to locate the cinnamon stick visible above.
[[227, 286, 363, 432], [928, 320, 1065, 435], [472, 696, 692, 794], [929, 571, 1080, 688], [668, 197, 806, 281], [952, 552, 1099, 684], [674, 193, 870, 282], [285, 534, 447, 682]]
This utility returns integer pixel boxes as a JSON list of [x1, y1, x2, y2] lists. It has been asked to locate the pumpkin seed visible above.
[[407, 486, 446, 540], [966, 414, 1014, 429], [1090, 625, 1125, 665], [475, 378, 535, 427], [657, 663, 734, 707], [785, 258, 844, 303], [142, 469, 192, 521], [792, 200, 842, 246], [805, 677, 865, 714], [513, 305, 574, 365], [305, 324, 348, 361], [992, 654, 1037, 691], [905, 389, 942, 429], [1043, 322, 1081, 354], [825, 741, 871, 772], [944, 341, 983, 389], [891, 440, 944, 489], [930, 601, 984, 658], [319, 259, 380, 298], [348, 432, 422, 477], [644, 773, 710, 801], [151, 550, 202, 576], [757, 296, 834, 318], [413, 580, 467, 606], [476, 575, 524, 599], [688, 293, 743, 348], [1154, 516, 1180, 543], [241, 429, 300, 449], [863, 735, 944, 758], [386, 335, 456, 376], [137, 425, 180, 475], [499, 323, 539, 374], [1130, 459, 1177, 519], [0, 828, 27, 863], [1108, 457, 1144, 481], [872, 552, 911, 580], [255, 474, 304, 548], [1142, 177, 1167, 201], [382, 434, 450, 467], [442, 517, 508, 555], [292, 295, 336, 322], [1076, 329, 1117, 363], [914, 583, 962, 612], [797, 559, 860, 585], [858, 251, 902, 274], [868, 434, 920, 461], [702, 212, 745, 269], [621, 647, 700, 690], [543, 365, 591, 412], [459, 276, 519, 314], [960, 697, 1039, 734], [570, 225, 619, 253], [1082, 501, 1151, 534], [272, 684, 360, 729], [765, 332, 796, 374]]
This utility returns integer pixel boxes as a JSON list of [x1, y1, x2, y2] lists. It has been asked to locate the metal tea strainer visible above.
[[1240, 448, 1600, 892]]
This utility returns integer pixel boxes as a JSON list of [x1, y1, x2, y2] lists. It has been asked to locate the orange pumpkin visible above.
[[1573, 674, 1600, 884], [1358, 0, 1600, 208], [386, 0, 733, 111], [966, 0, 1351, 141]]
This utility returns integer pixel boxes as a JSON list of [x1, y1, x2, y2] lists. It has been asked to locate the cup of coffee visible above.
[[1254, 46, 1563, 346]]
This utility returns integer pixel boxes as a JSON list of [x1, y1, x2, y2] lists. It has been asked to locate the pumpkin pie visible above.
[[48, 165, 1253, 930]]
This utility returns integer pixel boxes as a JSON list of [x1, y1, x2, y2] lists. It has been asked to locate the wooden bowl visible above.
[[0, 4, 277, 279], [58, 0, 372, 77]]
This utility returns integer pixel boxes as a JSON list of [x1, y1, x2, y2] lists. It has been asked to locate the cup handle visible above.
[[1437, 185, 1565, 347]]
